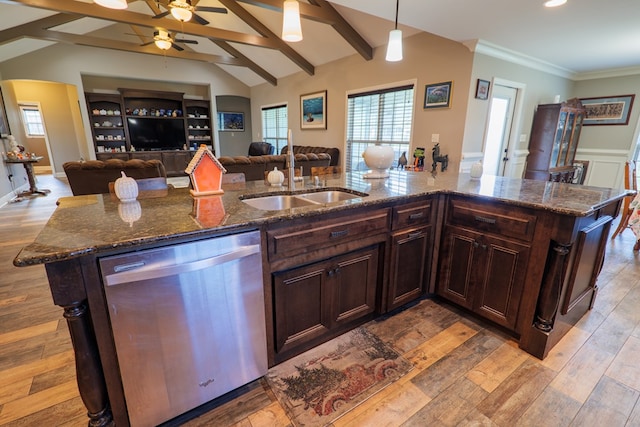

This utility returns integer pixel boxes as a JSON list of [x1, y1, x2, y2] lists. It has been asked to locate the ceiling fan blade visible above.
[[195, 7, 227, 14], [153, 10, 171, 19], [141, 41, 154, 47], [171, 43, 184, 51], [192, 13, 210, 26], [175, 39, 198, 44]]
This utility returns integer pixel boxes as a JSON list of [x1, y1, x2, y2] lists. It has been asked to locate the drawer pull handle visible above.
[[474, 215, 496, 225], [330, 230, 349, 238], [407, 231, 423, 239], [409, 213, 424, 220]]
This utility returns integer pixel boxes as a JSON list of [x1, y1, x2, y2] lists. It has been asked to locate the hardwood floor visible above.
[[1, 175, 640, 426]]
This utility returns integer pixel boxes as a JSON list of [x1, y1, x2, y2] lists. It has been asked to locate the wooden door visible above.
[[387, 225, 430, 311]]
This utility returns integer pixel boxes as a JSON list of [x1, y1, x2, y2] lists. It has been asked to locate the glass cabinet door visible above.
[[550, 111, 567, 168], [566, 113, 583, 166]]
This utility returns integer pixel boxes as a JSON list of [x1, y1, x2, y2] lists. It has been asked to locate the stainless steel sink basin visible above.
[[241, 189, 367, 211], [241, 194, 318, 210], [296, 190, 362, 204]]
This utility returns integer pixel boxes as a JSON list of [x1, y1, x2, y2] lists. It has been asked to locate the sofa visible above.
[[63, 158, 167, 195], [217, 153, 331, 181], [281, 145, 340, 167]]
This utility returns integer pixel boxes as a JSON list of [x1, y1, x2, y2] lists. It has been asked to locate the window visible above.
[[346, 84, 415, 172], [262, 104, 288, 154], [20, 105, 45, 137]]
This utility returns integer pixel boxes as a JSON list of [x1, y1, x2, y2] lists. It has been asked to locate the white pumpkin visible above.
[[114, 171, 138, 202], [267, 167, 285, 187]]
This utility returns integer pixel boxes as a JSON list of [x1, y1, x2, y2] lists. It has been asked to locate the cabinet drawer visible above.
[[391, 199, 432, 230], [267, 210, 389, 261], [447, 198, 537, 242]]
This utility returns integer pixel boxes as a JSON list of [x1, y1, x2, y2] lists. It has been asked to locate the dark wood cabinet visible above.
[[86, 93, 127, 154], [525, 98, 585, 183], [437, 197, 537, 330], [437, 225, 529, 329], [386, 198, 434, 311], [273, 245, 378, 359], [185, 100, 212, 150], [267, 208, 388, 364]]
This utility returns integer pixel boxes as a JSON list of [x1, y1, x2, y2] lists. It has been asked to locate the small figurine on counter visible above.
[[397, 151, 408, 169], [431, 143, 448, 173]]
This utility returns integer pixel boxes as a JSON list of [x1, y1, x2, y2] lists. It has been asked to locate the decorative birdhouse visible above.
[[185, 145, 227, 196]]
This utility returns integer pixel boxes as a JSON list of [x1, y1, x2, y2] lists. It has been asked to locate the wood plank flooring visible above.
[[1, 175, 640, 426]]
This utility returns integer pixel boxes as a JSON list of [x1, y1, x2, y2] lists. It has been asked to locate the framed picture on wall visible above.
[[217, 112, 245, 131], [0, 87, 10, 136], [300, 90, 327, 129], [475, 79, 490, 100], [424, 81, 452, 109], [580, 94, 635, 126]]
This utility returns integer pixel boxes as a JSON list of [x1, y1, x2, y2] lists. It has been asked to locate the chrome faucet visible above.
[[287, 130, 295, 190]]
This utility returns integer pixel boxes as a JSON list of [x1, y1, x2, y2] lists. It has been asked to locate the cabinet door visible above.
[[473, 234, 530, 329], [162, 151, 193, 176], [387, 226, 430, 311], [437, 226, 480, 310], [273, 262, 332, 355], [131, 152, 162, 162], [332, 245, 379, 327]]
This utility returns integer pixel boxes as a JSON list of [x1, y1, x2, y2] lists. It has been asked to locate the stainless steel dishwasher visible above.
[[99, 230, 267, 427]]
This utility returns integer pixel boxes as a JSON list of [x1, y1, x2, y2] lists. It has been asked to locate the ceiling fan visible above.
[[137, 28, 198, 51], [153, 0, 228, 25]]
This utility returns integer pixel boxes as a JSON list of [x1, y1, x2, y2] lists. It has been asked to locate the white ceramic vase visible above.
[[362, 144, 394, 179]]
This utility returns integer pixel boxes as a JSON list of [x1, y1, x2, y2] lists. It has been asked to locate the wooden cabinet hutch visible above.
[[524, 98, 585, 183]]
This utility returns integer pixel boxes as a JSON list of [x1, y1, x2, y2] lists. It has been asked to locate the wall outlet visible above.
[[431, 134, 440, 143]]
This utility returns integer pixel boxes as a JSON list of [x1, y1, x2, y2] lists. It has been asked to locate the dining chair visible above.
[[611, 160, 637, 239]]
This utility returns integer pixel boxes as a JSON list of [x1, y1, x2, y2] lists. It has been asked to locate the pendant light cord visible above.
[[394, 0, 399, 30]]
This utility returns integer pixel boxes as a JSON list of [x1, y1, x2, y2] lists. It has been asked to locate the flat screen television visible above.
[[127, 117, 186, 151]]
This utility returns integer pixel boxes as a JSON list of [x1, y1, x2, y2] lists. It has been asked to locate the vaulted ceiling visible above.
[[0, 0, 639, 87]]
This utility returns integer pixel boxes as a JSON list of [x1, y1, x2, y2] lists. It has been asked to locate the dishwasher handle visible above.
[[104, 244, 261, 287]]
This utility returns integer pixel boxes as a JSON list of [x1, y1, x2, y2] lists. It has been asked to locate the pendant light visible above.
[[385, 0, 402, 62], [282, 0, 303, 42], [94, 0, 127, 9]]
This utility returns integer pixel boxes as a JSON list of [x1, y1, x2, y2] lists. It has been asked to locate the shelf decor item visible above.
[[300, 90, 327, 129], [579, 94, 635, 126], [424, 81, 452, 109]]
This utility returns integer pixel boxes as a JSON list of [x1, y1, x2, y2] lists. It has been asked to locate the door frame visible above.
[[482, 78, 527, 178]]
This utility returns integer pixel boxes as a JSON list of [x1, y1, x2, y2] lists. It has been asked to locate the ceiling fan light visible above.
[[282, 0, 303, 42], [385, 29, 403, 62], [171, 3, 193, 22], [154, 30, 172, 50], [544, 0, 567, 7], [94, 0, 128, 9]]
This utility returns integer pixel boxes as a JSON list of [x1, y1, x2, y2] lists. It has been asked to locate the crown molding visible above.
[[462, 39, 576, 79]]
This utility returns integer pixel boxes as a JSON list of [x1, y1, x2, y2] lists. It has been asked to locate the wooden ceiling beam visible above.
[[10, 0, 282, 49], [236, 0, 373, 60], [217, 0, 314, 76], [0, 13, 80, 44], [212, 40, 277, 86]]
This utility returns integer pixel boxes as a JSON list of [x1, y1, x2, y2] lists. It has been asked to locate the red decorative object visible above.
[[185, 144, 226, 196]]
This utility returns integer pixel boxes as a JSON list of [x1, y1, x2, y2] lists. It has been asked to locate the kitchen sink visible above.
[[241, 189, 367, 211]]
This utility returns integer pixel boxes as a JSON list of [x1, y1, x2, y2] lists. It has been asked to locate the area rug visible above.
[[265, 327, 413, 426]]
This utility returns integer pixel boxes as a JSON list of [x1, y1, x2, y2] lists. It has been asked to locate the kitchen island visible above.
[[14, 171, 629, 427]]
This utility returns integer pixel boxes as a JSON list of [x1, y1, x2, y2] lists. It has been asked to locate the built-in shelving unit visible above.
[[84, 89, 214, 176]]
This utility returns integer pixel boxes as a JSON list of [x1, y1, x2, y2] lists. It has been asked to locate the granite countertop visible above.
[[14, 171, 630, 267]]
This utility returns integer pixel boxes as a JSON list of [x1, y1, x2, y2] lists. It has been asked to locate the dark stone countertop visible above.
[[14, 171, 630, 267]]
